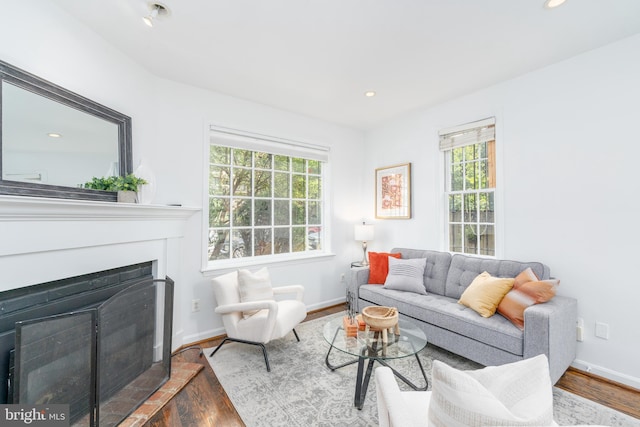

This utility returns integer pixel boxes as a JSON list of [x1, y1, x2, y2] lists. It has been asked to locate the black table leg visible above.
[[354, 353, 377, 410], [325, 326, 359, 370], [377, 352, 429, 391], [325, 326, 428, 409]]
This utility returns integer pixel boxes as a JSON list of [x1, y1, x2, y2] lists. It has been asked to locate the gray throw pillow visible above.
[[383, 257, 427, 294]]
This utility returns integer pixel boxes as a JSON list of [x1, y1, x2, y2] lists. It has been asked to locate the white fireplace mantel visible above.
[[0, 195, 200, 293], [0, 195, 199, 222]]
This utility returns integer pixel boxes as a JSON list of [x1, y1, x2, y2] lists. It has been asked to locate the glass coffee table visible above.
[[323, 315, 428, 409]]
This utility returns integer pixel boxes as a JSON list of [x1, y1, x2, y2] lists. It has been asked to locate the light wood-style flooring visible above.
[[145, 304, 639, 426]]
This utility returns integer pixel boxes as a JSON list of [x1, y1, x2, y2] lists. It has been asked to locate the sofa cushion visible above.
[[368, 252, 402, 284], [383, 257, 427, 294], [444, 254, 550, 299], [458, 271, 514, 318], [390, 248, 452, 295], [359, 285, 523, 355]]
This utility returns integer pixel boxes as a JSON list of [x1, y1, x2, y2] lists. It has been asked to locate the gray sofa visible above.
[[348, 248, 577, 384]]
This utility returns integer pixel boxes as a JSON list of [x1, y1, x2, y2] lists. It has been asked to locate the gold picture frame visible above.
[[375, 163, 411, 219]]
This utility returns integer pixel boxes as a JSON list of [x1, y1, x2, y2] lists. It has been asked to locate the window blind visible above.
[[438, 117, 495, 151], [210, 125, 329, 162]]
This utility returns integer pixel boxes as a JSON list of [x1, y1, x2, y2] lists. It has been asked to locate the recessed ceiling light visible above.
[[47, 133, 62, 138], [364, 91, 376, 97], [143, 2, 170, 27], [544, 0, 567, 9]]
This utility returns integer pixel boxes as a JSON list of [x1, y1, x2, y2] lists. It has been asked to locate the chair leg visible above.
[[259, 343, 271, 372], [292, 328, 300, 342], [209, 337, 271, 372], [209, 337, 232, 358]]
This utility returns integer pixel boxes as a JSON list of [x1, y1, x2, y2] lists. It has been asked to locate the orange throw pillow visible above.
[[367, 252, 402, 284], [513, 267, 539, 288], [498, 267, 559, 330]]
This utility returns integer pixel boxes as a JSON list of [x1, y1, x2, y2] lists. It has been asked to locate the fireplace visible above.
[[1, 263, 174, 427]]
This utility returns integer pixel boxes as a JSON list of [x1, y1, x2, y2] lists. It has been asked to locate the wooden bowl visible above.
[[361, 306, 398, 330]]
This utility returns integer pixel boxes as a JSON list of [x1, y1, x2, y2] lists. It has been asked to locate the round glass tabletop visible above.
[[322, 314, 427, 360]]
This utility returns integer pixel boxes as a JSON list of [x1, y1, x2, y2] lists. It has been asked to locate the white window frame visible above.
[[202, 125, 332, 271], [440, 117, 500, 257]]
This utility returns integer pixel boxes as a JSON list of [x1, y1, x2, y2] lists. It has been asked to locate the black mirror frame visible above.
[[0, 60, 132, 202]]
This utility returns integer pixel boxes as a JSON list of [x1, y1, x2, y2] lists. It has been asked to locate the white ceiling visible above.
[[52, 0, 640, 130]]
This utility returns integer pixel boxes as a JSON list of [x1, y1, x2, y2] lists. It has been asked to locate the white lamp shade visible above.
[[354, 224, 374, 241]]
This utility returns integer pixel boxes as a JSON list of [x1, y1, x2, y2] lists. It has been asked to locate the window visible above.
[[440, 118, 496, 256], [207, 129, 327, 264]]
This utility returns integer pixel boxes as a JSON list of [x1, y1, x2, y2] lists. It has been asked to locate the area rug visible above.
[[205, 313, 639, 427]]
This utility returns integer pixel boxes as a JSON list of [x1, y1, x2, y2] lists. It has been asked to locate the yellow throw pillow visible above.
[[458, 271, 515, 318]]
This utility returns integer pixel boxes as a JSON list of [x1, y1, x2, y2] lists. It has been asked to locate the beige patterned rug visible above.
[[206, 312, 639, 427]]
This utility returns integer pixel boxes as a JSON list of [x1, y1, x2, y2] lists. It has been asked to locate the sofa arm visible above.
[[347, 266, 369, 300], [523, 295, 577, 384]]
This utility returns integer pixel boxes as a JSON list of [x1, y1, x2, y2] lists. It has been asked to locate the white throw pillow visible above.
[[237, 267, 274, 318], [383, 257, 427, 295], [428, 354, 555, 427]]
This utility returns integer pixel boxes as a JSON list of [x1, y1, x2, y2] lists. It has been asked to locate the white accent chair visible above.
[[209, 270, 307, 372]]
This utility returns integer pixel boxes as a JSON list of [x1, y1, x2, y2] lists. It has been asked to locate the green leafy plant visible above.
[[83, 174, 147, 192]]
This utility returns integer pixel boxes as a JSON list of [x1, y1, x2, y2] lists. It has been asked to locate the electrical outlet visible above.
[[595, 321, 609, 339], [191, 299, 201, 313]]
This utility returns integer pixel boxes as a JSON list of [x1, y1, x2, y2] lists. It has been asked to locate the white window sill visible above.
[[201, 251, 336, 276]]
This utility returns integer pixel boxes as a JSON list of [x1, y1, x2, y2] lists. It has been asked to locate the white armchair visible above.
[[209, 269, 307, 372]]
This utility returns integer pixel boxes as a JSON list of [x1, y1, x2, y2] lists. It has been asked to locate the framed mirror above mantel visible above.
[[0, 59, 133, 202]]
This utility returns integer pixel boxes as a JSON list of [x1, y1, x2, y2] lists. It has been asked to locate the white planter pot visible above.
[[117, 191, 138, 203]]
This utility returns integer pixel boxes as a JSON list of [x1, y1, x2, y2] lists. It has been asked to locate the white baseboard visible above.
[[572, 359, 640, 390], [306, 297, 345, 313], [171, 328, 185, 351], [182, 327, 225, 346]]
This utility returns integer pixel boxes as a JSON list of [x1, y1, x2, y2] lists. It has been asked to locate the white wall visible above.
[[1, 2, 366, 349], [364, 34, 640, 388]]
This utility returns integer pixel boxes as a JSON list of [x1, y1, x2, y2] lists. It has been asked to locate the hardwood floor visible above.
[[145, 305, 639, 426], [556, 367, 640, 419]]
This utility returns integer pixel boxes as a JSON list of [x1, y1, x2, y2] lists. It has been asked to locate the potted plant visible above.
[[83, 174, 148, 203]]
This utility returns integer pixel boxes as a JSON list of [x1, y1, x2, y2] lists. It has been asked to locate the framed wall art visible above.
[[375, 163, 411, 219]]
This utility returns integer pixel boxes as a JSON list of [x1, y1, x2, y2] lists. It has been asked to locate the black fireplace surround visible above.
[[0, 263, 174, 427]]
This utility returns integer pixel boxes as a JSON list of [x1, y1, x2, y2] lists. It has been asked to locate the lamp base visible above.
[[361, 241, 369, 266]]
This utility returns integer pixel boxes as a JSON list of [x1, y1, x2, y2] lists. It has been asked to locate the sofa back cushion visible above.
[[444, 254, 550, 299], [390, 248, 452, 295]]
